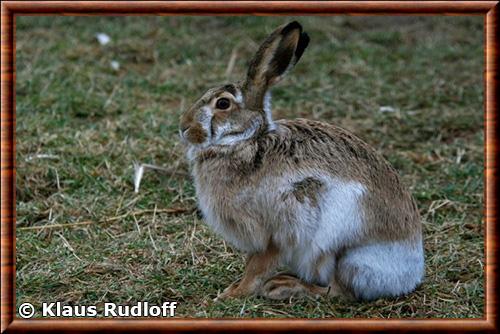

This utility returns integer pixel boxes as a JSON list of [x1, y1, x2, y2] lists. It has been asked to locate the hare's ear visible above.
[[243, 21, 309, 110]]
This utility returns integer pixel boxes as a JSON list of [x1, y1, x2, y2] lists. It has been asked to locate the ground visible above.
[[15, 16, 484, 318]]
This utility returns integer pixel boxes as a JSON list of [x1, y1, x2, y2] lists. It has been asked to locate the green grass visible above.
[[16, 16, 484, 318]]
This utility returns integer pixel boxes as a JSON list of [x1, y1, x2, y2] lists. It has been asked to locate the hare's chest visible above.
[[193, 174, 267, 252]]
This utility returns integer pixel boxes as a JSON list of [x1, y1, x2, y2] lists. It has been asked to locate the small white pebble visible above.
[[379, 106, 396, 113], [110, 60, 120, 71], [96, 33, 111, 45]]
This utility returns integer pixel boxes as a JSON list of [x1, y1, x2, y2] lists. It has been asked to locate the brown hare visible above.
[[179, 21, 424, 301]]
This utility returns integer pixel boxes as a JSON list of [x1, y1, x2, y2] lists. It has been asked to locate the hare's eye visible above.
[[215, 98, 231, 110]]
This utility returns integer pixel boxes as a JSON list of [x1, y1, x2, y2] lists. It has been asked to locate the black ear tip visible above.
[[295, 32, 310, 60], [300, 32, 310, 48], [282, 21, 303, 35]]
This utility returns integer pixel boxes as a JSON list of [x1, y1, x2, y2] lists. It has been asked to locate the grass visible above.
[[15, 16, 484, 318]]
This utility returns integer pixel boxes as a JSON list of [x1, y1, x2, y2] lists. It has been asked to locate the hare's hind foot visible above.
[[214, 280, 242, 301], [261, 273, 342, 300]]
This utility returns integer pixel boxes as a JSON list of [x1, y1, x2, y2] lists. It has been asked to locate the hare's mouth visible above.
[[222, 130, 246, 137]]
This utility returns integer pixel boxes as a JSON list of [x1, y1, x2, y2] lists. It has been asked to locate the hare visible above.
[[179, 21, 424, 301]]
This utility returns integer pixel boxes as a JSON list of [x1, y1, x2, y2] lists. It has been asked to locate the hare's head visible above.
[[179, 21, 309, 150]]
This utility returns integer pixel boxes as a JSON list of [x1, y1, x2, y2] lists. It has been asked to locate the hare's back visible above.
[[272, 118, 393, 180]]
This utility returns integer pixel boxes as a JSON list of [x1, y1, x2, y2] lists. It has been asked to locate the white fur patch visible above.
[[213, 122, 231, 142], [234, 90, 244, 105], [315, 180, 366, 250], [186, 146, 197, 162], [198, 106, 213, 140], [284, 177, 366, 285], [263, 91, 276, 131], [215, 119, 260, 146], [338, 239, 424, 300]]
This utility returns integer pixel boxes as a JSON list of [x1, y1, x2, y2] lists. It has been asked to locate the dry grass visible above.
[[16, 16, 483, 318]]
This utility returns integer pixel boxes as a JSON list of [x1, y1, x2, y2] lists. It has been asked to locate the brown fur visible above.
[[290, 177, 324, 206], [184, 123, 207, 144]]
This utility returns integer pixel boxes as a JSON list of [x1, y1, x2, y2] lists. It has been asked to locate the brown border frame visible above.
[[1, 1, 498, 333]]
